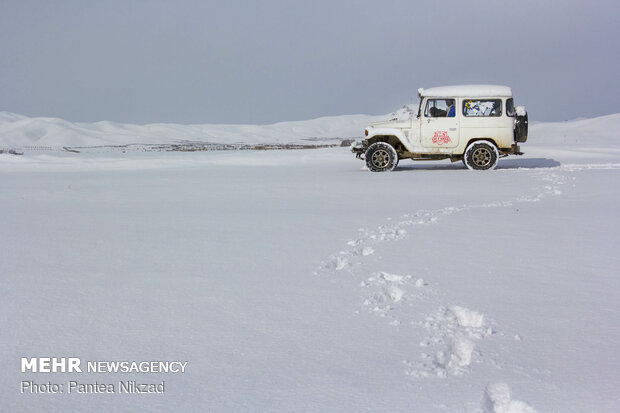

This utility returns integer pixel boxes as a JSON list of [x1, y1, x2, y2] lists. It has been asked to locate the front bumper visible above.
[[351, 141, 367, 159]]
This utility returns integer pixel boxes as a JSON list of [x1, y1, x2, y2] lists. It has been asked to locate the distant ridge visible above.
[[1, 110, 618, 149]]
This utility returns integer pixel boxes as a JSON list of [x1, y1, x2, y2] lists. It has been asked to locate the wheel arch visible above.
[[464, 137, 499, 150], [365, 132, 409, 158]]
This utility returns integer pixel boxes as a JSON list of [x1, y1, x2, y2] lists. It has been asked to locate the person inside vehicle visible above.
[[446, 99, 455, 117]]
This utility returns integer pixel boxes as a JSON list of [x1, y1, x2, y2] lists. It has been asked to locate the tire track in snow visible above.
[[316, 164, 616, 388]]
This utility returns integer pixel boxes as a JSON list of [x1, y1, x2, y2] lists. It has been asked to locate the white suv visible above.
[[352, 85, 528, 171]]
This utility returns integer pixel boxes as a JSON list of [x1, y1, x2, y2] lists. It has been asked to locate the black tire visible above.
[[463, 140, 499, 170], [365, 142, 399, 172]]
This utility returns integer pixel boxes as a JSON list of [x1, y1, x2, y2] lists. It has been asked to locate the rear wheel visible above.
[[365, 142, 398, 172], [463, 140, 499, 170]]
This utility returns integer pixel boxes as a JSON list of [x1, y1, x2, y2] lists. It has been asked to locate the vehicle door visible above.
[[420, 98, 459, 148]]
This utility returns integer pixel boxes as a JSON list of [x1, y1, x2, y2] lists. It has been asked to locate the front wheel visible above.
[[365, 142, 399, 172], [463, 140, 499, 170]]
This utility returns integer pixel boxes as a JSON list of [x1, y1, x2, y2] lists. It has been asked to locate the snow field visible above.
[[316, 153, 619, 410], [2, 113, 620, 412]]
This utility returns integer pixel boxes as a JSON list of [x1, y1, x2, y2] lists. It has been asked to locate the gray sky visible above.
[[1, 0, 619, 124]]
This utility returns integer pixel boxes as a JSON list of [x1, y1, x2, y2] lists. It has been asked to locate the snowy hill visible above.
[[1, 109, 619, 150], [0, 111, 384, 148], [529, 113, 620, 145]]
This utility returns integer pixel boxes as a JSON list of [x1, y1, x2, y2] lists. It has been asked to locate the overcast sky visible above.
[[1, 0, 619, 124]]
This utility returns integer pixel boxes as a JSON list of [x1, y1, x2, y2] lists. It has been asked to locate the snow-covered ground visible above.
[[1, 112, 619, 412]]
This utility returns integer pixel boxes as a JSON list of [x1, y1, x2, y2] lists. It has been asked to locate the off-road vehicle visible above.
[[352, 85, 528, 171]]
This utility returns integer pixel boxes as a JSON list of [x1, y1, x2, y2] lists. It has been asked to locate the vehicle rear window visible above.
[[462, 99, 502, 117], [506, 98, 515, 116]]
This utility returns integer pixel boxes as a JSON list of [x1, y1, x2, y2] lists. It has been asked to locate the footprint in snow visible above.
[[360, 271, 427, 319], [406, 305, 494, 378]]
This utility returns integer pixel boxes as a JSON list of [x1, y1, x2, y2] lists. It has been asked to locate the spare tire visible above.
[[515, 108, 528, 143]]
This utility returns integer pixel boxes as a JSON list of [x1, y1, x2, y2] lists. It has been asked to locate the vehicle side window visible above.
[[506, 98, 515, 116], [463, 99, 502, 117], [425, 99, 456, 118]]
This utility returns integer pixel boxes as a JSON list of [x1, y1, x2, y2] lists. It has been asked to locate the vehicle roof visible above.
[[418, 85, 513, 98]]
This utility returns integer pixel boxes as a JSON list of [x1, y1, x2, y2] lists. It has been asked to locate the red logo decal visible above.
[[432, 131, 452, 145]]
